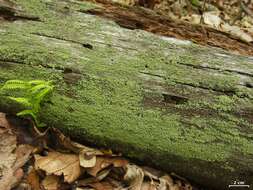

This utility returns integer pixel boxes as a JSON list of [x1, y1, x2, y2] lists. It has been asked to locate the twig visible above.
[[200, 0, 207, 24]]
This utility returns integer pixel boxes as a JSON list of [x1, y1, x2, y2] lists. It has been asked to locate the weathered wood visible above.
[[0, 0, 253, 189]]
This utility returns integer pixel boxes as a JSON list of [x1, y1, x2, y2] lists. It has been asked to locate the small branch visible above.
[[200, 0, 207, 24]]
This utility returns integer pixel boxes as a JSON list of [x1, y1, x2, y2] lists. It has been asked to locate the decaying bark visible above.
[[0, 0, 252, 189]]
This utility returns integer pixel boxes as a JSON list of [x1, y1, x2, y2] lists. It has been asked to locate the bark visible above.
[[0, 0, 253, 189]]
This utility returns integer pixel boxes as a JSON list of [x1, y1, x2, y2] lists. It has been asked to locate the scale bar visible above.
[[229, 185, 250, 188]]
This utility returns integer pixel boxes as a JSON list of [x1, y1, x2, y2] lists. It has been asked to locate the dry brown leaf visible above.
[[106, 177, 125, 189], [0, 121, 16, 178], [79, 150, 97, 168], [203, 11, 222, 28], [0, 112, 11, 131], [0, 113, 33, 190], [52, 128, 120, 158], [0, 144, 33, 190], [87, 157, 111, 177], [42, 175, 60, 190], [52, 128, 104, 155], [34, 151, 81, 183], [87, 157, 128, 177], [221, 23, 253, 42], [141, 182, 157, 190], [27, 168, 41, 190], [77, 177, 98, 187], [124, 164, 144, 190], [158, 175, 173, 190], [142, 166, 162, 181], [96, 168, 111, 181], [15, 144, 34, 167], [184, 183, 193, 190], [112, 158, 129, 167], [88, 181, 114, 190], [76, 188, 95, 190]]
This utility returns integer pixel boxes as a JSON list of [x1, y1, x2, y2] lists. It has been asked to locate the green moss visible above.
[[184, 95, 236, 112], [213, 95, 235, 111]]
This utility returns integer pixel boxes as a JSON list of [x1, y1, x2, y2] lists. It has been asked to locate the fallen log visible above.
[[0, 0, 252, 189]]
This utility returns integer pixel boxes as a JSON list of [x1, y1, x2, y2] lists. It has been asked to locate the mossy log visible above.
[[0, 0, 253, 189]]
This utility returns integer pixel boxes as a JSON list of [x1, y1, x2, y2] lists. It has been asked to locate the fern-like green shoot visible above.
[[0, 79, 54, 127]]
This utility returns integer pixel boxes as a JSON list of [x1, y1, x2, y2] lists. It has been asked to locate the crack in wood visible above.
[[31, 32, 93, 50], [178, 62, 253, 78], [139, 71, 238, 95], [0, 58, 24, 65], [31, 32, 138, 51], [0, 59, 83, 86], [0, 58, 64, 72]]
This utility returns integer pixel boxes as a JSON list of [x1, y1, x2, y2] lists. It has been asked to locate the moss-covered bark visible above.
[[0, 0, 253, 189]]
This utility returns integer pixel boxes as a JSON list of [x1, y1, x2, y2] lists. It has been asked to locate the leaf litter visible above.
[[0, 113, 34, 190], [0, 112, 193, 190]]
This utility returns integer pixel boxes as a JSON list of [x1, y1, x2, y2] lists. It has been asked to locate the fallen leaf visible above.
[[34, 151, 81, 183], [203, 11, 221, 28], [106, 177, 126, 189], [184, 183, 193, 190], [158, 175, 173, 190], [87, 157, 128, 177], [79, 150, 96, 168], [142, 166, 161, 180], [0, 112, 11, 131], [182, 14, 201, 24], [0, 144, 33, 190], [14, 181, 32, 190], [0, 122, 17, 178], [77, 177, 98, 187], [27, 168, 41, 190], [88, 181, 114, 190], [76, 188, 94, 190], [221, 23, 253, 42], [97, 168, 111, 181], [14, 144, 34, 168], [124, 164, 144, 190], [0, 113, 33, 190], [141, 182, 157, 190], [52, 128, 104, 155], [42, 175, 60, 190]]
